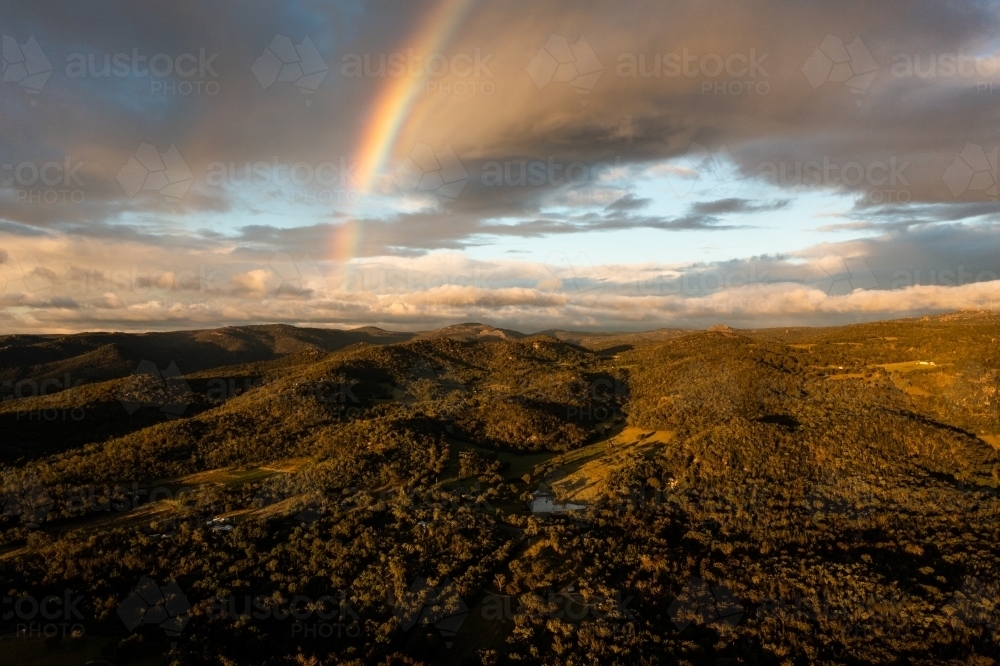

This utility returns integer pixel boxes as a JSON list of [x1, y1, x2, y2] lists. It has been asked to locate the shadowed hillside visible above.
[[0, 324, 413, 385]]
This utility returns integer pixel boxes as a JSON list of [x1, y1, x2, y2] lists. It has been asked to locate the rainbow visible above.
[[331, 0, 480, 267]]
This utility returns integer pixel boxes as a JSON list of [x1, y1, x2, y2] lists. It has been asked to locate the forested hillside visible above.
[[1, 314, 999, 665]]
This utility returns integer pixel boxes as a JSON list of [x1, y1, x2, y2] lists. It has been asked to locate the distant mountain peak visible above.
[[415, 323, 525, 342]]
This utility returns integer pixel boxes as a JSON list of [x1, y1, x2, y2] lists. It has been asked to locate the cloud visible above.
[[0, 220, 997, 333], [229, 269, 272, 296], [3, 0, 1000, 331], [7, 0, 999, 231], [689, 198, 789, 216], [0, 221, 55, 237], [604, 194, 651, 211]]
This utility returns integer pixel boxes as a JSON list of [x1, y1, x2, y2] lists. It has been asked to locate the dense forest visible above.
[[1, 313, 999, 665]]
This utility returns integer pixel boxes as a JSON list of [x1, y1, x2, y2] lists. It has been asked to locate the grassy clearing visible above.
[[242, 493, 316, 521], [877, 360, 942, 373], [2, 460, 312, 554], [544, 426, 674, 503], [174, 464, 292, 487], [57, 502, 177, 537], [0, 546, 28, 561]]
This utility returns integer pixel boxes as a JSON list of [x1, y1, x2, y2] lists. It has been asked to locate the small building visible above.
[[529, 491, 585, 514]]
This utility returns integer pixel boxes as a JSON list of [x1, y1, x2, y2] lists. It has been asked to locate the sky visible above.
[[0, 0, 998, 333]]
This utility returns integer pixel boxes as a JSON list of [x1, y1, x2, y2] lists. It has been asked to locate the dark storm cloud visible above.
[[689, 198, 789, 215], [673, 222, 1000, 295], [428, 0, 1000, 207], [1, 0, 998, 336], [0, 220, 53, 237], [604, 194, 651, 211], [858, 201, 1000, 225], [813, 201, 1000, 234], [858, 223, 1000, 287], [0, 0, 429, 227], [2, 0, 997, 241]]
